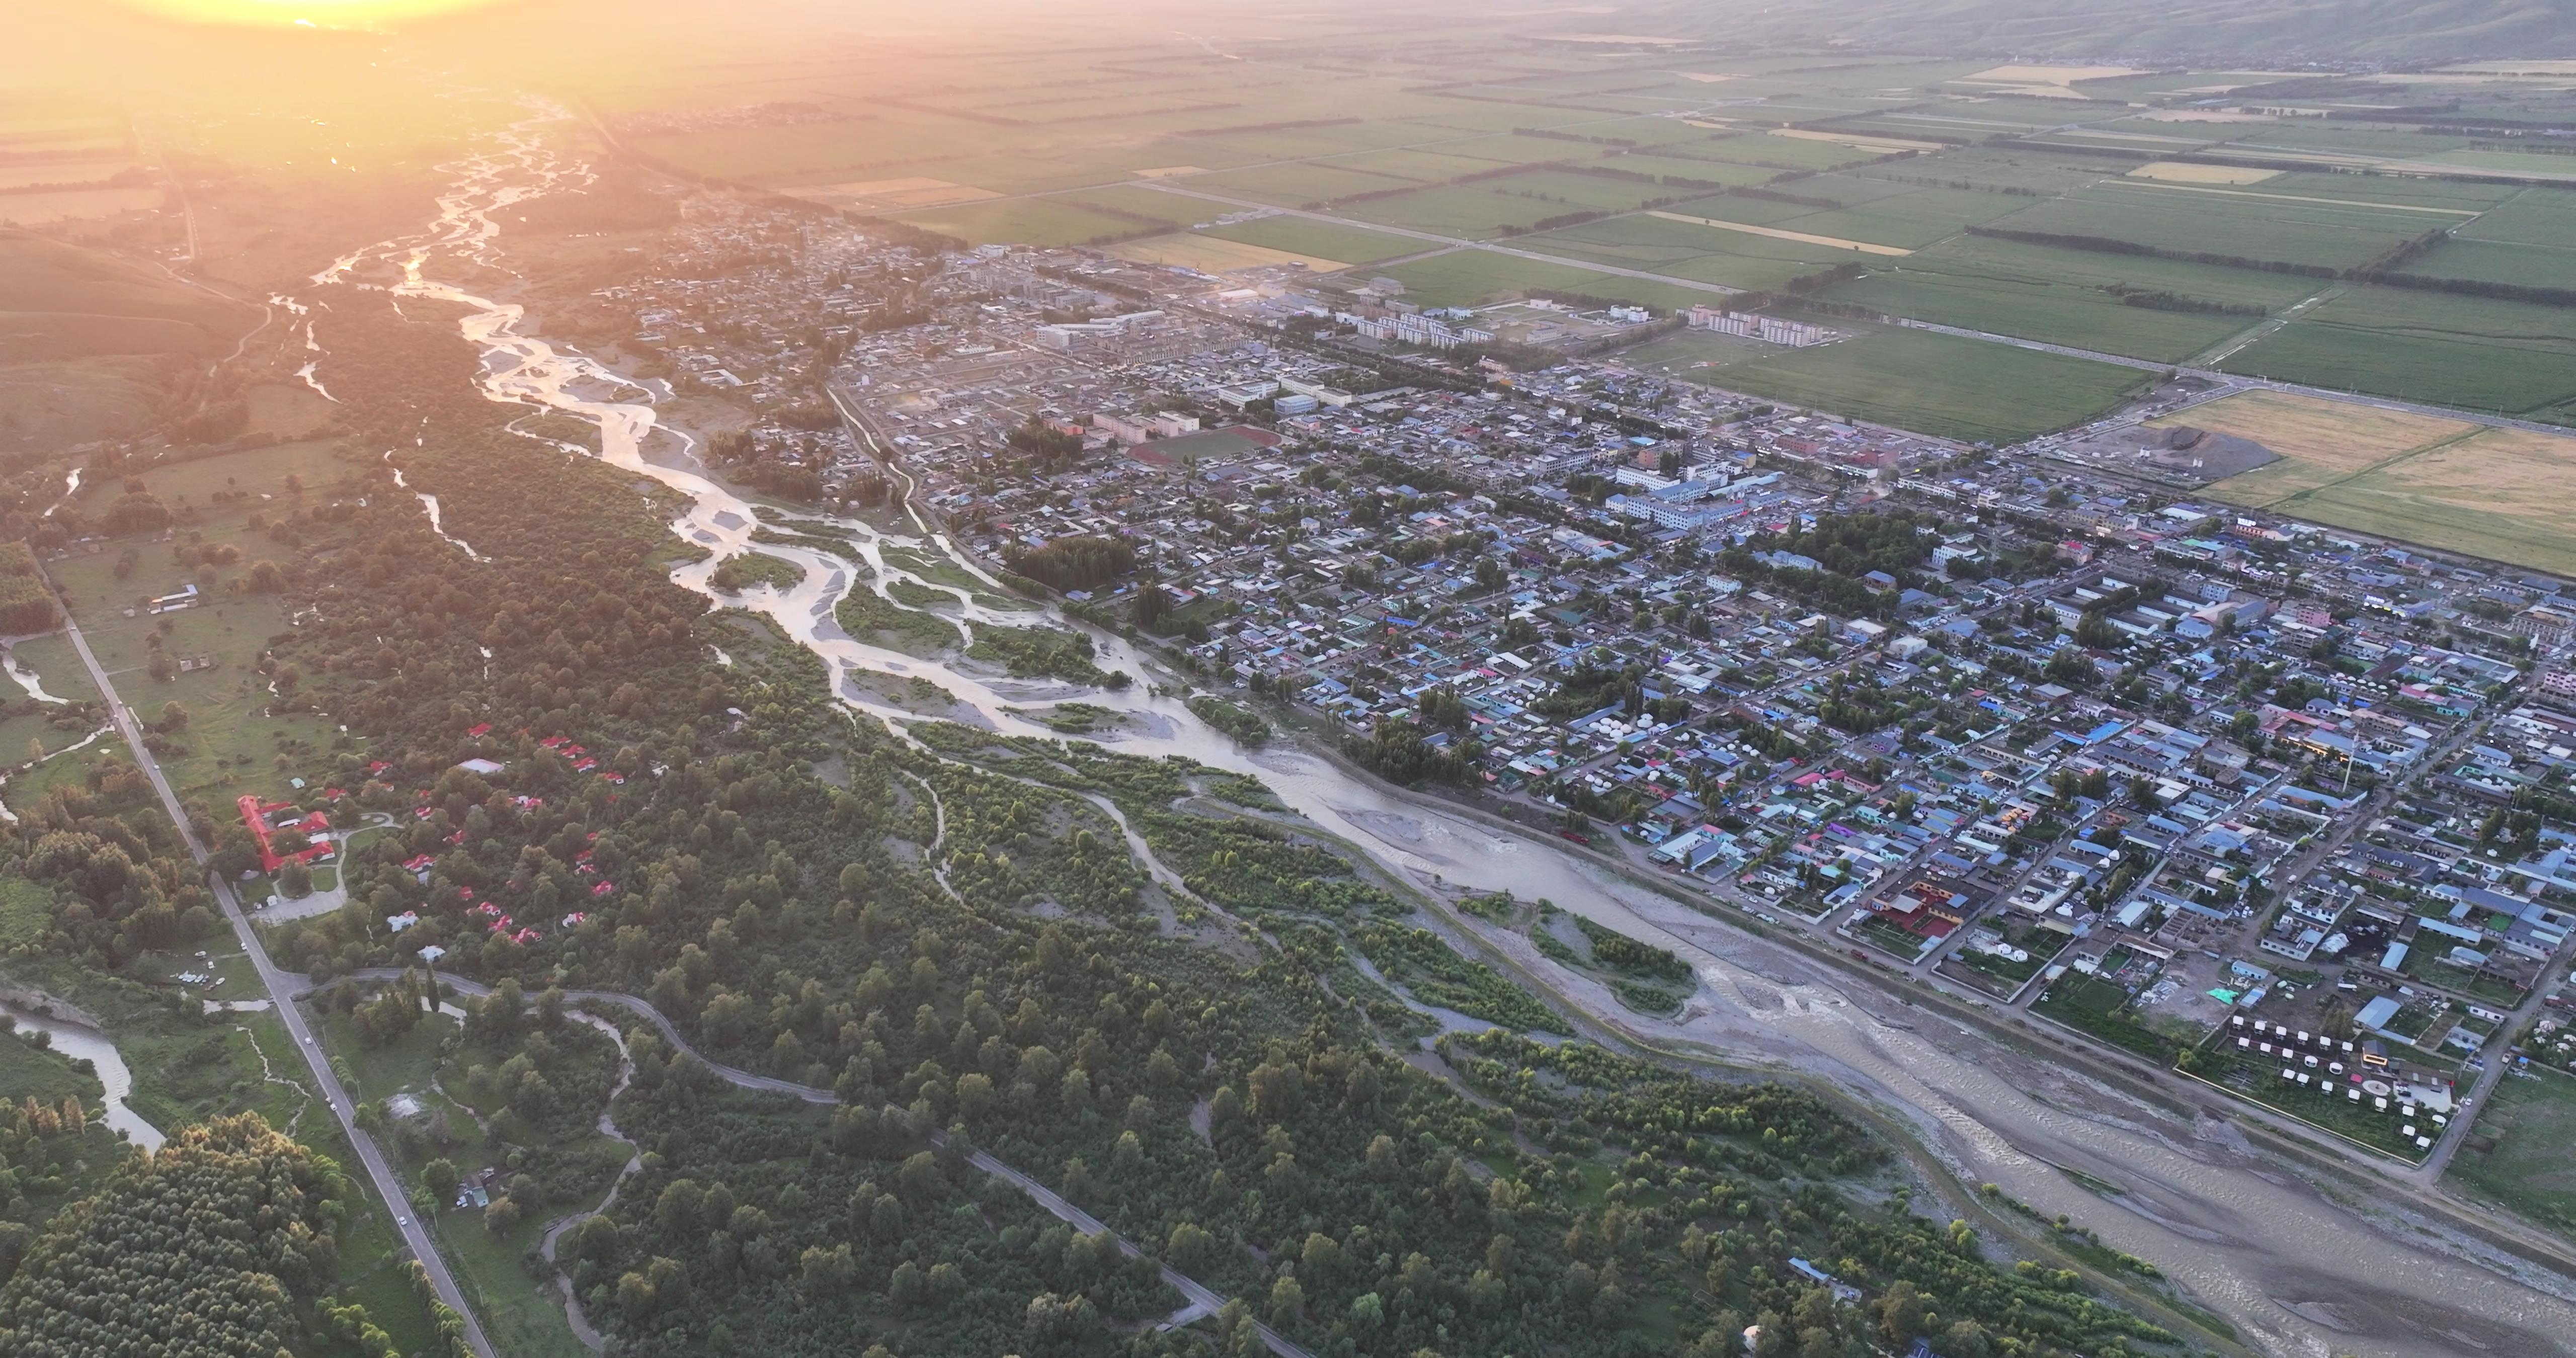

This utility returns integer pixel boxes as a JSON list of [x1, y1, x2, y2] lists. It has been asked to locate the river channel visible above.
[[0, 1000, 163, 1152], [296, 106, 2576, 1358]]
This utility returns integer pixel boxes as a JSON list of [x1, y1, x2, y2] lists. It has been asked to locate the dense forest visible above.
[[0, 1114, 425, 1357], [0, 275, 2196, 1358]]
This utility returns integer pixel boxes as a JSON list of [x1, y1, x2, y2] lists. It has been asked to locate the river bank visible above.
[[326, 104, 2576, 1358]]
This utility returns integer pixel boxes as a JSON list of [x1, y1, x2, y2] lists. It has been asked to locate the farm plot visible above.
[[1189, 161, 1425, 207], [1197, 216, 1422, 266], [1338, 183, 1605, 239], [1107, 233, 1350, 274], [1514, 214, 1860, 291], [2152, 390, 2475, 502], [1992, 188, 2445, 271], [1747, 186, 2033, 250], [2269, 427, 2576, 575], [891, 195, 1147, 246], [2402, 239, 2576, 293], [1629, 322, 2148, 444], [2236, 172, 2519, 212], [1585, 153, 1781, 190], [1822, 267, 2246, 362], [2215, 285, 2576, 419]]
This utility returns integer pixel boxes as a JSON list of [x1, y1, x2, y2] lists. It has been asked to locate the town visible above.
[[592, 192, 2576, 1174]]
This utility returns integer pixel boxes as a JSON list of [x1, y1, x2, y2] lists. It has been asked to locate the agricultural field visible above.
[[1626, 323, 2150, 445], [588, 34, 2576, 495], [2154, 390, 2475, 500], [2265, 428, 2576, 574], [1108, 233, 1354, 275], [1375, 248, 1713, 312], [2216, 285, 2576, 419], [1196, 215, 1422, 267], [2166, 391, 2576, 572]]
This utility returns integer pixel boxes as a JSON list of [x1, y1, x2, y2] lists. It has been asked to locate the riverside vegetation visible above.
[[0, 268, 2202, 1358]]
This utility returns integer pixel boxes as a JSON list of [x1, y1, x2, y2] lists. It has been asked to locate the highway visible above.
[[47, 597, 497, 1358]]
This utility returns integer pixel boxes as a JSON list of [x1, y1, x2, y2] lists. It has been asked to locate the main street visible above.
[[48, 599, 497, 1358]]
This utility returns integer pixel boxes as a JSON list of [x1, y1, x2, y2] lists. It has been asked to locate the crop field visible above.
[[1198, 215, 1421, 266], [1187, 161, 1423, 207], [1824, 268, 2245, 362], [1742, 187, 2030, 249], [1512, 215, 1846, 291], [2155, 390, 2474, 482], [1339, 183, 1603, 239], [1108, 232, 1352, 274], [1377, 249, 1676, 308], [1628, 323, 2148, 444], [590, 33, 2576, 526], [2269, 428, 2576, 574], [892, 195, 1149, 246], [2404, 239, 2576, 292], [2217, 286, 2576, 418], [1989, 187, 2443, 270]]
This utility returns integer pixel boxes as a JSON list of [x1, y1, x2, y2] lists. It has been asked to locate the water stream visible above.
[[288, 106, 2576, 1358], [4, 648, 67, 705], [0, 1000, 165, 1152], [382, 451, 486, 560]]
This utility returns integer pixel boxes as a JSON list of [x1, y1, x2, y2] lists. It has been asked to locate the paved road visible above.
[[340, 969, 1315, 1357], [48, 603, 497, 1358]]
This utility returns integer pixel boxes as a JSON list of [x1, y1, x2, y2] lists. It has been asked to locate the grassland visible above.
[[1627, 323, 2149, 444], [2451, 1069, 2576, 1239], [46, 439, 360, 804]]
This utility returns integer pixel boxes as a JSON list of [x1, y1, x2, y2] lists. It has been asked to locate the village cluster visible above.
[[596, 198, 2576, 1163]]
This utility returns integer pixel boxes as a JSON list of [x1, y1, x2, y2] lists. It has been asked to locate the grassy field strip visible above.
[[1646, 210, 1913, 256], [1768, 127, 1949, 153], [2190, 287, 2339, 368], [1106, 234, 1351, 273], [2098, 179, 2484, 216]]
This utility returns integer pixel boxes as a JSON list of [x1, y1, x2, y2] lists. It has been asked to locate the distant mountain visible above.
[[1641, 0, 2576, 63]]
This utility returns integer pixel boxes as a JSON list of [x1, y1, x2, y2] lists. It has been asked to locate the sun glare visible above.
[[109, 0, 512, 26]]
